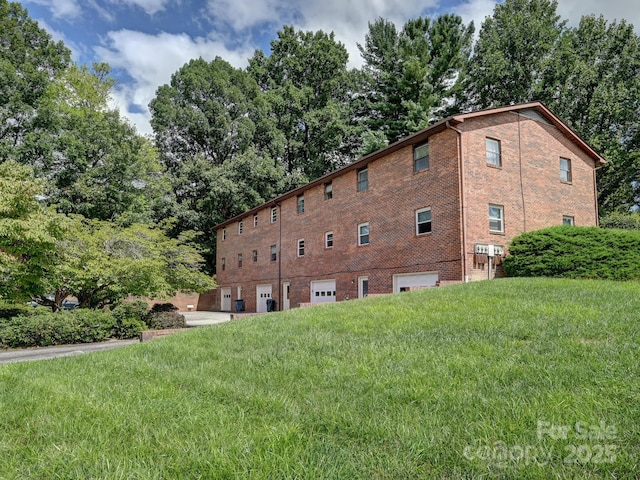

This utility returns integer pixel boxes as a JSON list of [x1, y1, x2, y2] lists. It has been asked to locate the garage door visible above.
[[393, 272, 438, 293], [256, 284, 272, 313], [311, 280, 336, 303], [220, 287, 231, 311]]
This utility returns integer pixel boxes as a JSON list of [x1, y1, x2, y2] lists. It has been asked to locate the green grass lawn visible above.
[[0, 278, 638, 479]]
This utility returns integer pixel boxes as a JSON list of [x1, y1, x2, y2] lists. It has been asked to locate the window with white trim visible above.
[[324, 182, 333, 200], [563, 215, 575, 226], [297, 194, 305, 214], [486, 138, 501, 166], [297, 239, 305, 257], [358, 223, 370, 246], [560, 157, 572, 183], [414, 142, 429, 172], [271, 207, 277, 223], [489, 204, 504, 233], [253, 214, 258, 227], [222, 228, 226, 241], [325, 231, 333, 248], [416, 207, 432, 235], [357, 167, 368, 192], [238, 221, 244, 235], [270, 244, 277, 261]]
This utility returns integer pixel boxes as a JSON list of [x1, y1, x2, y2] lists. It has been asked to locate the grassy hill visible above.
[[0, 278, 638, 479]]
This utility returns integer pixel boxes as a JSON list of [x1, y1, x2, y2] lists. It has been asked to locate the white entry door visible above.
[[282, 282, 291, 310], [311, 280, 336, 303], [220, 287, 231, 311], [393, 272, 438, 293], [256, 284, 273, 313]]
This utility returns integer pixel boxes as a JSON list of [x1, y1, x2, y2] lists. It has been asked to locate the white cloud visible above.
[[108, 0, 176, 16], [556, 0, 640, 31], [454, 0, 496, 34], [96, 29, 255, 135], [25, 0, 82, 20]]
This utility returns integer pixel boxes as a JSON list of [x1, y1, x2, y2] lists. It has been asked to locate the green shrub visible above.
[[0, 302, 38, 320], [600, 212, 640, 230], [0, 310, 115, 348], [145, 311, 186, 330], [504, 225, 640, 280], [109, 301, 149, 339], [149, 302, 178, 313]]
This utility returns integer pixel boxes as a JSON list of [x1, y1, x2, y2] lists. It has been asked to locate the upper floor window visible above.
[[560, 157, 572, 183], [297, 239, 305, 257], [222, 228, 226, 241], [297, 194, 305, 214], [253, 214, 258, 227], [486, 138, 501, 167], [237, 253, 243, 268], [358, 222, 370, 246], [238, 221, 243, 235], [414, 142, 429, 172], [563, 215, 575, 226], [357, 167, 368, 192], [324, 182, 333, 200], [221, 257, 226, 271], [271, 207, 277, 223], [325, 231, 334, 248], [270, 244, 277, 262], [416, 208, 432, 235], [489, 204, 504, 233], [252, 249, 258, 262]]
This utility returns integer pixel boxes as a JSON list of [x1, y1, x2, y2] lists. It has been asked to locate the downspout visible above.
[[447, 121, 468, 283], [517, 113, 527, 232], [277, 201, 282, 311]]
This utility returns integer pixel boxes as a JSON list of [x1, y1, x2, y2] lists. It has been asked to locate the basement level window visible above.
[[563, 216, 575, 226]]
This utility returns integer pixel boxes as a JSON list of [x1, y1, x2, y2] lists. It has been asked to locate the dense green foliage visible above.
[[0, 278, 637, 477], [144, 311, 185, 330], [0, 302, 36, 319], [600, 212, 640, 230], [0, 309, 116, 348], [504, 226, 640, 279]]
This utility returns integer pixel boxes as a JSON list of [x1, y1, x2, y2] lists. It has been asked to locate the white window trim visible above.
[[357, 168, 368, 192], [358, 222, 370, 246], [489, 204, 504, 233], [324, 182, 333, 200], [297, 239, 305, 257], [297, 194, 305, 214], [560, 157, 572, 183], [563, 215, 575, 226], [416, 207, 432, 235], [271, 207, 277, 223], [238, 221, 243, 235], [325, 231, 334, 249], [222, 228, 226, 241], [253, 214, 258, 227], [486, 138, 501, 167]]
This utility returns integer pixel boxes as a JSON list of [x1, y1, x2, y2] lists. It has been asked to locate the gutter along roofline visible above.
[[213, 102, 606, 230]]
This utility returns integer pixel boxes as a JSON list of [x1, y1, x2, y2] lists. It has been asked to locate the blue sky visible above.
[[22, 0, 638, 136]]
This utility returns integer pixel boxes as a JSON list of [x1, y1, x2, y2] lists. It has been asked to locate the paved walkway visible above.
[[0, 311, 232, 365]]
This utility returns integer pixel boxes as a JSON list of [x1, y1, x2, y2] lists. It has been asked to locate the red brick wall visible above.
[[216, 129, 463, 311], [459, 111, 598, 280], [214, 109, 599, 309]]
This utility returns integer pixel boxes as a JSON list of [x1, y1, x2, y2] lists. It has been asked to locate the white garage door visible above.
[[220, 287, 231, 311], [393, 272, 439, 293], [256, 284, 273, 313], [311, 280, 336, 303]]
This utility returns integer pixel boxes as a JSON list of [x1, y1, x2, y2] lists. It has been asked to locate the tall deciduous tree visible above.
[[248, 26, 356, 179], [463, 0, 565, 108], [0, 0, 70, 162], [0, 161, 67, 302], [37, 63, 168, 223], [359, 15, 473, 143]]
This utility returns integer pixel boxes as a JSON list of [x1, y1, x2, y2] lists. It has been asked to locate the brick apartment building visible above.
[[210, 102, 604, 313]]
